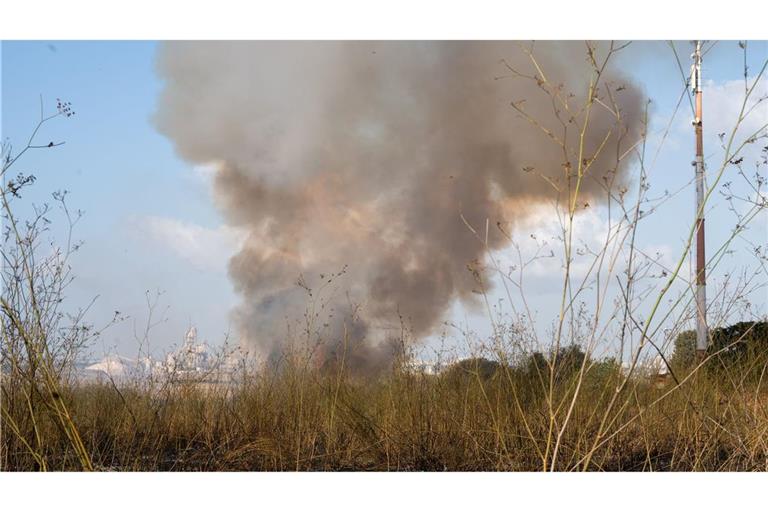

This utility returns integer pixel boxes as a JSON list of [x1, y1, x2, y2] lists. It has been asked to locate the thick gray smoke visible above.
[[155, 41, 644, 371]]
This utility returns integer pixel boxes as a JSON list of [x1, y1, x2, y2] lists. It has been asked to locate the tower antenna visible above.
[[692, 40, 708, 359]]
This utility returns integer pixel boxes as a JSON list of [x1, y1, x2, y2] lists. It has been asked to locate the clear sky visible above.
[[2, 41, 766, 361]]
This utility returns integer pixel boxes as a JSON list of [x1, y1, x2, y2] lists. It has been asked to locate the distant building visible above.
[[405, 359, 446, 375], [652, 354, 671, 388], [75, 326, 247, 385], [165, 326, 212, 374]]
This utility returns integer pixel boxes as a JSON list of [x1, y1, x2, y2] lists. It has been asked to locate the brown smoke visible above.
[[155, 41, 644, 371]]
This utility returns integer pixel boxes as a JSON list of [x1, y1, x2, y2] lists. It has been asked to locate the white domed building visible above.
[[165, 326, 212, 375]]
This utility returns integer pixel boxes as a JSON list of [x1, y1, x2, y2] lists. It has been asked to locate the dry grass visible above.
[[4, 343, 768, 471]]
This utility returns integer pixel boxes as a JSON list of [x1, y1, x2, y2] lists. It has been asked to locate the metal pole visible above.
[[692, 41, 708, 359]]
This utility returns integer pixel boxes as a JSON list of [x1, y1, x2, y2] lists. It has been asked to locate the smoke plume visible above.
[[155, 41, 644, 371]]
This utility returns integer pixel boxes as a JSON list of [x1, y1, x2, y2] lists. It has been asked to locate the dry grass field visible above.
[[4, 328, 768, 471]]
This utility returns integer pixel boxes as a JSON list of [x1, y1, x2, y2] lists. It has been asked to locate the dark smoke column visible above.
[[154, 41, 644, 371]]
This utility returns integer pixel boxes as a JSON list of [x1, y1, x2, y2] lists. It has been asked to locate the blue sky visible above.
[[2, 41, 234, 357], [2, 41, 766, 360]]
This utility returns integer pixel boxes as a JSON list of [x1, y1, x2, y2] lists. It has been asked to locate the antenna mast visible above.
[[692, 41, 708, 359]]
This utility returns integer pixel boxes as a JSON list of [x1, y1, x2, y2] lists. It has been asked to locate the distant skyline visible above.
[[2, 40, 766, 360]]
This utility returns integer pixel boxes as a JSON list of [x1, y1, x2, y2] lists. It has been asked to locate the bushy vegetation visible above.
[[672, 321, 768, 381]]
